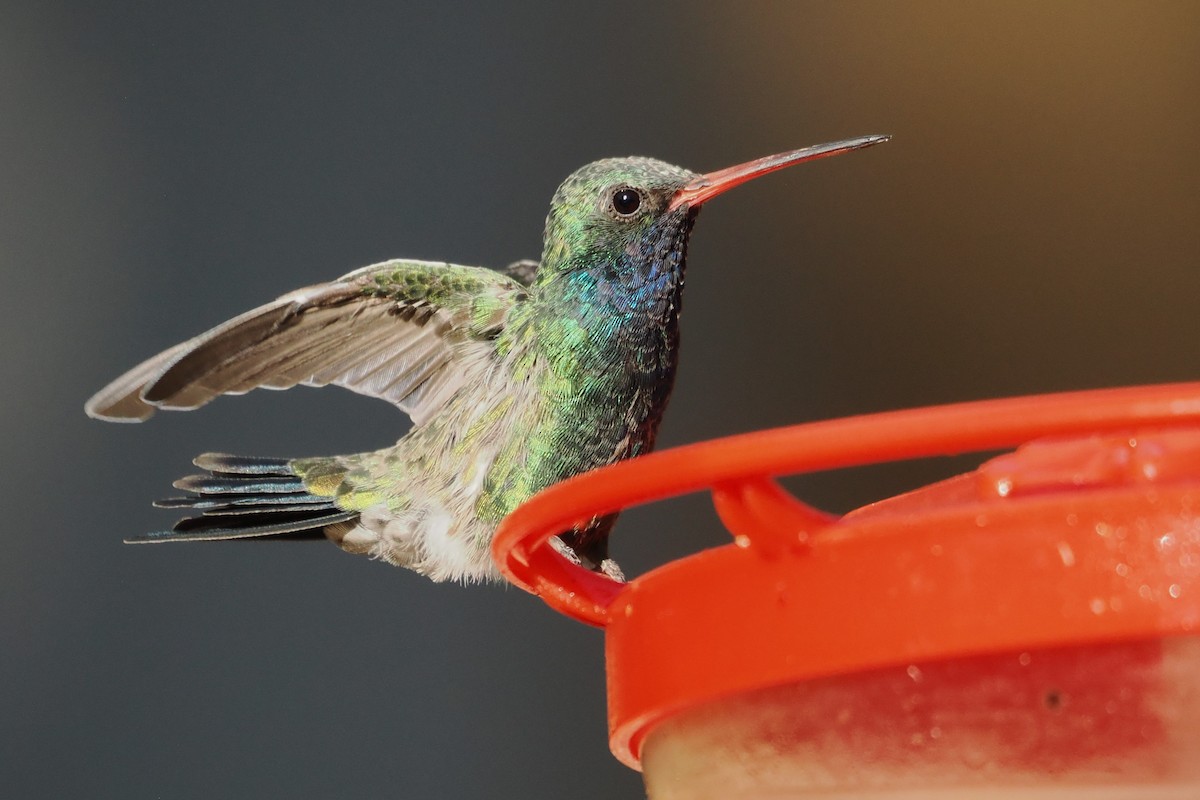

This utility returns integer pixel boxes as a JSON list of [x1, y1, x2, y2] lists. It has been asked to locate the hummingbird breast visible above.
[[512, 236, 691, 497]]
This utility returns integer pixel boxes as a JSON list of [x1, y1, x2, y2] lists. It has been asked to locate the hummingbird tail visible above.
[[127, 453, 359, 544]]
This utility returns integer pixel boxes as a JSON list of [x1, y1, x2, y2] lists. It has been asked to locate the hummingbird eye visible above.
[[610, 187, 643, 218]]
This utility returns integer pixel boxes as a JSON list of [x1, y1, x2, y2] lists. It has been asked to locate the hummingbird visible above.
[[86, 135, 889, 583]]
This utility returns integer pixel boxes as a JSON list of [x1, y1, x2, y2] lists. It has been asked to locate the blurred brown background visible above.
[[2, 2, 1198, 798]]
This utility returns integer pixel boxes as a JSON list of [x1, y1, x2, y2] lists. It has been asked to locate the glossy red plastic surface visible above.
[[491, 383, 1200, 769]]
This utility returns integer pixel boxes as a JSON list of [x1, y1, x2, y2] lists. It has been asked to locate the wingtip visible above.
[[84, 394, 156, 423], [85, 340, 198, 423], [124, 531, 174, 544]]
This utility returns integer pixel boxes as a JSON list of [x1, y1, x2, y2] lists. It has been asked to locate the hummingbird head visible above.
[[535, 135, 891, 295], [537, 157, 701, 292]]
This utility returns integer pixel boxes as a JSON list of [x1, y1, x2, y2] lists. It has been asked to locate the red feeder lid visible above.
[[492, 383, 1200, 769]]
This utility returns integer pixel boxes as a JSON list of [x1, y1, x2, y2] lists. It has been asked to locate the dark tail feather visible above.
[[192, 453, 292, 474], [127, 453, 359, 544]]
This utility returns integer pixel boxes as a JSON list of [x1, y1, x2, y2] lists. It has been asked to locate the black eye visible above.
[[611, 187, 642, 216]]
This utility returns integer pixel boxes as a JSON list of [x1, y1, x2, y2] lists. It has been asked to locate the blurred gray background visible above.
[[3, 2, 1198, 798]]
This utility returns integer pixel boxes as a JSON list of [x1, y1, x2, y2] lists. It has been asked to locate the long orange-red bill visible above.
[[668, 134, 891, 212]]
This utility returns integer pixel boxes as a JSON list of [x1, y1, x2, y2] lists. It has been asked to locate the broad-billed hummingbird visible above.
[[86, 135, 889, 582]]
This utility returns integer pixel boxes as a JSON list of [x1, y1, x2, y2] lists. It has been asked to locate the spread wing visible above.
[[85, 259, 529, 427]]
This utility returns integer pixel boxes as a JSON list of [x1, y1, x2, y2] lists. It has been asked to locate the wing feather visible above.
[[85, 259, 527, 427]]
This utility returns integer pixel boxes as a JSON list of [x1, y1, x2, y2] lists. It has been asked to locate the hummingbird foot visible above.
[[599, 558, 625, 582], [547, 535, 625, 582]]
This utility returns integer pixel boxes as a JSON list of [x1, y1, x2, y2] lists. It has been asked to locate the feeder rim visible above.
[[492, 381, 1200, 626]]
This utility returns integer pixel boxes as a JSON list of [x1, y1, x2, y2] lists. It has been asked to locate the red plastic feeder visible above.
[[493, 383, 1200, 798]]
